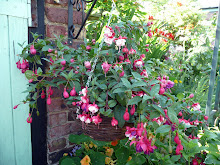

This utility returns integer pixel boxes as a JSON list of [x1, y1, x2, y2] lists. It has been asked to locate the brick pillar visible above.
[[44, 1, 84, 164]]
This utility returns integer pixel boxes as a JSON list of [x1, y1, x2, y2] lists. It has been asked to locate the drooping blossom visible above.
[[134, 59, 144, 68], [128, 48, 136, 55], [111, 117, 118, 127], [123, 108, 130, 121], [189, 93, 194, 98], [101, 62, 111, 75], [92, 114, 102, 125], [140, 69, 148, 78], [115, 36, 127, 52], [84, 61, 91, 69], [88, 102, 99, 114], [192, 103, 200, 111]]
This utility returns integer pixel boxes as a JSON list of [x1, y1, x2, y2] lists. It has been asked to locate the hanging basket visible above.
[[82, 115, 132, 142]]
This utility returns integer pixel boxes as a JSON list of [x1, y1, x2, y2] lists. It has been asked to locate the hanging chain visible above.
[[86, 1, 116, 87]]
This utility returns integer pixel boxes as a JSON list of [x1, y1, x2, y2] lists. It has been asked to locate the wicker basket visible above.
[[83, 116, 132, 142]]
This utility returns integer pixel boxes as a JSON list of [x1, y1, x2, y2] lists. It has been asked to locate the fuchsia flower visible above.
[[27, 114, 32, 123], [30, 45, 36, 55], [140, 69, 148, 78], [130, 105, 136, 115], [104, 26, 115, 45], [189, 93, 194, 98], [192, 103, 200, 111], [127, 123, 157, 155], [13, 105, 19, 109], [134, 59, 144, 68], [119, 70, 124, 77], [92, 114, 102, 125], [128, 48, 136, 55], [101, 62, 111, 75], [63, 88, 69, 98], [115, 36, 127, 52], [48, 48, 53, 53], [122, 47, 129, 53], [123, 108, 130, 121], [84, 61, 91, 69], [118, 55, 124, 61], [70, 87, 77, 96], [81, 96, 89, 104], [111, 117, 118, 127], [80, 87, 88, 96], [148, 32, 153, 38], [88, 102, 99, 114], [86, 45, 91, 50]]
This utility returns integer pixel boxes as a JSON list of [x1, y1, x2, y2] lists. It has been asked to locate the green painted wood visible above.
[[206, 1, 220, 119], [0, 14, 17, 165], [0, 0, 32, 164]]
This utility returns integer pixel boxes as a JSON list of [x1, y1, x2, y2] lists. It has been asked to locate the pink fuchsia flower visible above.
[[140, 54, 145, 59], [86, 45, 91, 50], [148, 32, 153, 38], [78, 114, 87, 122], [63, 88, 69, 98], [118, 55, 124, 61], [145, 48, 149, 52], [92, 114, 102, 125], [192, 103, 201, 111], [13, 105, 19, 109], [119, 70, 124, 77], [179, 118, 191, 126], [111, 117, 118, 127], [174, 132, 181, 144], [128, 48, 136, 55], [115, 36, 127, 52], [80, 87, 88, 96], [122, 47, 129, 53], [101, 62, 111, 75], [115, 25, 120, 33], [189, 93, 194, 98], [125, 59, 131, 64], [70, 59, 75, 63], [104, 26, 115, 38], [29, 79, 33, 83], [61, 59, 66, 66], [70, 87, 77, 96], [81, 96, 89, 104], [84, 61, 91, 69], [85, 116, 92, 124], [123, 108, 130, 121], [178, 111, 182, 117], [48, 48, 53, 53], [134, 59, 144, 68], [47, 96, 51, 105], [130, 105, 136, 115], [204, 116, 208, 120], [41, 89, 46, 99], [16, 61, 21, 69], [27, 114, 32, 123], [104, 37, 115, 45], [159, 87, 165, 95], [176, 143, 183, 155], [88, 102, 99, 114], [145, 44, 149, 47], [30, 45, 36, 55], [140, 69, 148, 78]]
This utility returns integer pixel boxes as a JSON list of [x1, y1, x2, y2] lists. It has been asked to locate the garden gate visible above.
[[0, 0, 32, 164]]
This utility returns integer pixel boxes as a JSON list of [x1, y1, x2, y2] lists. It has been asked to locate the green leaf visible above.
[[113, 87, 126, 93], [132, 81, 147, 88], [177, 93, 185, 100], [42, 45, 53, 51], [121, 78, 131, 89], [128, 96, 142, 105], [25, 70, 34, 80], [37, 67, 43, 76], [170, 155, 181, 162], [142, 95, 152, 102], [59, 157, 76, 165], [115, 147, 130, 163], [33, 55, 42, 65], [114, 105, 125, 128], [152, 104, 165, 116], [67, 70, 74, 80], [150, 84, 160, 97], [108, 100, 117, 108], [99, 84, 107, 90], [167, 107, 179, 124], [156, 125, 171, 134], [60, 72, 68, 80], [89, 150, 106, 165], [126, 154, 146, 165], [131, 72, 142, 79]]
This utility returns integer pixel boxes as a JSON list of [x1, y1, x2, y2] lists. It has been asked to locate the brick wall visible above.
[[44, 1, 84, 164]]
